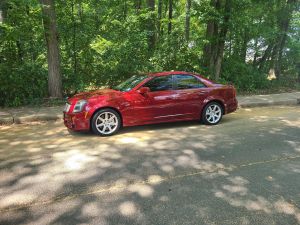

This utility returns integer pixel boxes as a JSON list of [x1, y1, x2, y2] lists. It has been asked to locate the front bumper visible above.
[[63, 112, 90, 131]]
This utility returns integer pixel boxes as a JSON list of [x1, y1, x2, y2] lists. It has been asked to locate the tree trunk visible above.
[[16, 39, 23, 61], [0, 0, 7, 23], [71, 0, 77, 79], [168, 0, 173, 34], [40, 0, 63, 98], [268, 44, 278, 79], [214, 0, 231, 80], [157, 0, 163, 38], [203, 21, 214, 67], [297, 63, 300, 83], [123, 0, 127, 19], [185, 0, 191, 42], [273, 0, 296, 79], [78, 2, 83, 21], [240, 28, 249, 62], [258, 44, 273, 71], [203, 0, 221, 69], [135, 0, 142, 13], [0, 10, 3, 23], [228, 31, 232, 56], [147, 0, 155, 51]]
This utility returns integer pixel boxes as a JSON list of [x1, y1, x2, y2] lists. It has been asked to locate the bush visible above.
[[221, 58, 269, 91], [0, 62, 47, 107]]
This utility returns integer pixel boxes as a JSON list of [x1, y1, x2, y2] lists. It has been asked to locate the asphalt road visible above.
[[0, 106, 300, 225]]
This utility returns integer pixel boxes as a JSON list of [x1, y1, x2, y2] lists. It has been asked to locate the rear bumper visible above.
[[63, 112, 90, 131], [225, 98, 238, 114]]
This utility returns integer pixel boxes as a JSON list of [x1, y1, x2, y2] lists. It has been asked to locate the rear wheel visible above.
[[202, 102, 223, 125], [91, 109, 121, 136]]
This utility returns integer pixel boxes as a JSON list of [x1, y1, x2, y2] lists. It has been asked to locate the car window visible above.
[[113, 75, 148, 92], [143, 76, 173, 92], [173, 75, 206, 90]]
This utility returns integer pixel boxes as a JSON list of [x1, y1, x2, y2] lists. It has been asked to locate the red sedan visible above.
[[63, 71, 238, 136]]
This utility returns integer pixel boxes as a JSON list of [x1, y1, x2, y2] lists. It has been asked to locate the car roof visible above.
[[148, 71, 194, 76], [145, 71, 215, 86]]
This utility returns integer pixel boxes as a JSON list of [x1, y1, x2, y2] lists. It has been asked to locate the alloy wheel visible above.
[[204, 104, 222, 124], [95, 112, 119, 135]]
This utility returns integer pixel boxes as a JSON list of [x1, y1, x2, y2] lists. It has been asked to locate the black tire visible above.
[[91, 108, 121, 136], [201, 102, 223, 125]]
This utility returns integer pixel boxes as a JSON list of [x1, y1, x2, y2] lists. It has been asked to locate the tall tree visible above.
[[147, 0, 156, 50], [157, 0, 163, 37], [203, 0, 221, 69], [40, 0, 62, 98], [273, 0, 297, 79], [240, 28, 249, 62], [123, 0, 127, 19], [0, 0, 7, 23], [71, 0, 77, 79], [135, 0, 142, 13], [185, 0, 192, 41], [168, 0, 173, 34], [213, 0, 231, 80]]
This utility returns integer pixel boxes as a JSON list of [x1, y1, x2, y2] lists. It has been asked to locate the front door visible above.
[[142, 75, 177, 122], [131, 75, 177, 123]]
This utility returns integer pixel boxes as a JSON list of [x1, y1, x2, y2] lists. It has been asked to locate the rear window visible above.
[[173, 75, 206, 90]]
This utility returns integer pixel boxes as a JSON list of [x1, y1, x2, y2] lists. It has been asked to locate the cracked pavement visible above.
[[0, 106, 300, 225]]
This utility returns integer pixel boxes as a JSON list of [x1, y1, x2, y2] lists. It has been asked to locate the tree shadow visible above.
[[0, 107, 300, 224]]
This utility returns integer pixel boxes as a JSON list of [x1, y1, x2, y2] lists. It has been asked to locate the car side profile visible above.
[[63, 71, 238, 136]]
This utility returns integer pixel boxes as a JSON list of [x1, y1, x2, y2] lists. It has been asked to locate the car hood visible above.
[[68, 89, 120, 103]]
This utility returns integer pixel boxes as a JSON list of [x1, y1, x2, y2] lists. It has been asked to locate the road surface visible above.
[[0, 106, 300, 225]]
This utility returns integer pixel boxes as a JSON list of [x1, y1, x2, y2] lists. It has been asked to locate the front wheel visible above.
[[202, 102, 223, 125], [91, 109, 121, 136]]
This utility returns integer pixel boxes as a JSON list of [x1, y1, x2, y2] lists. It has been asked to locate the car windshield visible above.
[[113, 75, 148, 92]]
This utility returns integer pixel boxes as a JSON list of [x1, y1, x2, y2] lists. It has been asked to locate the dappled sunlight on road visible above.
[[214, 174, 300, 223], [119, 201, 138, 216], [54, 150, 98, 171], [0, 119, 224, 211], [281, 118, 300, 128], [285, 140, 300, 153], [128, 183, 154, 198], [0, 106, 300, 224]]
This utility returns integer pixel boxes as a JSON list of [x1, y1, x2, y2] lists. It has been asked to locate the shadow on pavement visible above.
[[0, 107, 300, 224]]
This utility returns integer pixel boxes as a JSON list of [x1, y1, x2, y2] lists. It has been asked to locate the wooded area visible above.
[[0, 0, 299, 106]]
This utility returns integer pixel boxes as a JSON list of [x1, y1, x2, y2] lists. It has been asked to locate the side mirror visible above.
[[137, 87, 150, 95]]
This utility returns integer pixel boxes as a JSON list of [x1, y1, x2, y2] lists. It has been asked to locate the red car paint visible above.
[[63, 71, 238, 131]]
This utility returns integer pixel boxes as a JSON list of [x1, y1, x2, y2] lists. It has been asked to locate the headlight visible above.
[[73, 100, 88, 113], [63, 103, 71, 112]]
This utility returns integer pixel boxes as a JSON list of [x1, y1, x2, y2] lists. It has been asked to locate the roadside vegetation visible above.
[[0, 0, 299, 106]]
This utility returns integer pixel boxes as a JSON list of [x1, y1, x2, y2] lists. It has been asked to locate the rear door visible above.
[[172, 74, 209, 118]]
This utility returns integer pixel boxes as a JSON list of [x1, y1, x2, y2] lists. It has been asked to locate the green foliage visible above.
[[0, 62, 47, 106], [0, 0, 299, 106], [221, 58, 269, 91], [0, 0, 46, 106]]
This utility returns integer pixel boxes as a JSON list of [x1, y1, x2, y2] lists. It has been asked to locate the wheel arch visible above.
[[90, 106, 123, 130], [202, 99, 225, 115]]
